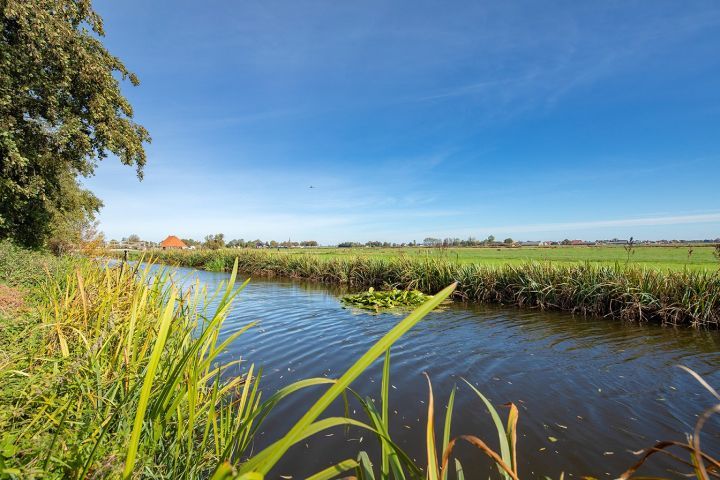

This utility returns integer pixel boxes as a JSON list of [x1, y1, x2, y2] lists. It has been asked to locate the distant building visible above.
[[539, 241, 557, 246], [159, 235, 187, 250]]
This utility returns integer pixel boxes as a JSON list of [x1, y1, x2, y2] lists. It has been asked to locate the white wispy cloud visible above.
[[452, 213, 720, 237]]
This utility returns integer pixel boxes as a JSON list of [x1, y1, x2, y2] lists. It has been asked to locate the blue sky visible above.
[[87, 0, 720, 243]]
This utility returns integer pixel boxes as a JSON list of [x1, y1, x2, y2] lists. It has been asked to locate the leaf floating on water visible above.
[[548, 436, 558, 443], [556, 423, 568, 429]]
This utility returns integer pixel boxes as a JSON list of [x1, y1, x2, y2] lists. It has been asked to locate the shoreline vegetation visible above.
[[122, 248, 720, 328], [1, 243, 719, 478]]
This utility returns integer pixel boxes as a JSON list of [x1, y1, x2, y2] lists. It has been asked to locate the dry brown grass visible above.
[[0, 283, 25, 314]]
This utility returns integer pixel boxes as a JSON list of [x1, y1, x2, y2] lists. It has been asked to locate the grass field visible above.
[[267, 245, 719, 271]]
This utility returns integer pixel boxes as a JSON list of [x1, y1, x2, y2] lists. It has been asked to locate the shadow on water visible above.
[[150, 263, 720, 478]]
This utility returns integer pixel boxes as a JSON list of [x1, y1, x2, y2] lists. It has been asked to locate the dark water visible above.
[[170, 265, 720, 479]]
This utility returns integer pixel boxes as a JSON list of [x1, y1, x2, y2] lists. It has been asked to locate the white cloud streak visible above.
[[458, 213, 720, 236]]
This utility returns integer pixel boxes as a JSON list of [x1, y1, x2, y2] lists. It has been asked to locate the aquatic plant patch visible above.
[[342, 287, 431, 311]]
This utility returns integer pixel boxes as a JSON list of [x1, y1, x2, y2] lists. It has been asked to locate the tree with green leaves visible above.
[[0, 0, 150, 248], [203, 233, 225, 250]]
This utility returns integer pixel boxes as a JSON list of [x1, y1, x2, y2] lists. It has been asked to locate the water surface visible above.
[[171, 265, 720, 478]]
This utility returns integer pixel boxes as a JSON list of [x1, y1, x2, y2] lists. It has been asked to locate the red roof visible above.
[[159, 235, 187, 248]]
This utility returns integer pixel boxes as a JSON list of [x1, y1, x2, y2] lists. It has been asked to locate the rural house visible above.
[[159, 235, 187, 250]]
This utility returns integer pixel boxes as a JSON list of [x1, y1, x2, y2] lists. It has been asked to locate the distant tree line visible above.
[[421, 235, 510, 247], [338, 241, 420, 248], [175, 235, 320, 250]]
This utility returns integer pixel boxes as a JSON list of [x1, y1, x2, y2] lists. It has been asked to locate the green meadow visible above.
[[262, 245, 718, 271]]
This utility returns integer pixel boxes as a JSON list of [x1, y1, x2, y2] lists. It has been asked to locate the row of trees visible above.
[[422, 236, 513, 247], [180, 235, 319, 250], [338, 241, 420, 248]]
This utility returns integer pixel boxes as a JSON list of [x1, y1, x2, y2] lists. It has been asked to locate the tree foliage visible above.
[[203, 233, 225, 250], [0, 0, 149, 248]]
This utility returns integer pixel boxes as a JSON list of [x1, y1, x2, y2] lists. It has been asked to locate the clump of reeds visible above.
[[131, 249, 720, 327], [0, 258, 267, 477]]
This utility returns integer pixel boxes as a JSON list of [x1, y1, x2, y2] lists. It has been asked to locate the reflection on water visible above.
[[166, 265, 720, 478]]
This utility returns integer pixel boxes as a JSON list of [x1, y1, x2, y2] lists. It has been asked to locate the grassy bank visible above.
[[1, 244, 264, 477], [131, 248, 720, 328]]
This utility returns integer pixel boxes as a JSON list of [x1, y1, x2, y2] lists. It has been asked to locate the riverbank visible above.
[[127, 248, 720, 327]]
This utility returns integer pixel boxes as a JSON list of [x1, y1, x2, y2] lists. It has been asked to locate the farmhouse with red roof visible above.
[[159, 235, 187, 250]]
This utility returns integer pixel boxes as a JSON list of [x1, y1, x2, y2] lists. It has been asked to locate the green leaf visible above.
[[461, 379, 512, 480], [122, 290, 177, 479], [306, 459, 360, 480]]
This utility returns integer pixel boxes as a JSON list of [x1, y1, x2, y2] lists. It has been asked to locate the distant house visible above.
[[159, 235, 187, 250], [519, 241, 541, 247]]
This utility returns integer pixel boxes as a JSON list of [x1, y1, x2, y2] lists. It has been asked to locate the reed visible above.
[[129, 248, 720, 327], [0, 255, 268, 477]]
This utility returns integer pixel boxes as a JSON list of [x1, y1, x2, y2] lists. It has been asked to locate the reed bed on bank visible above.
[[130, 249, 720, 327], [0, 255, 267, 478]]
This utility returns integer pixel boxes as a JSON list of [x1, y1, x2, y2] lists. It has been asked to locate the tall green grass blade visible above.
[[455, 459, 465, 480], [506, 402, 519, 477], [347, 388, 418, 479], [239, 416, 381, 473], [122, 290, 176, 479], [307, 459, 360, 480], [425, 373, 439, 480], [209, 462, 235, 480], [357, 451, 376, 480], [441, 386, 456, 480], [239, 283, 456, 476], [42, 401, 70, 471], [461, 378, 512, 480], [381, 348, 391, 479]]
